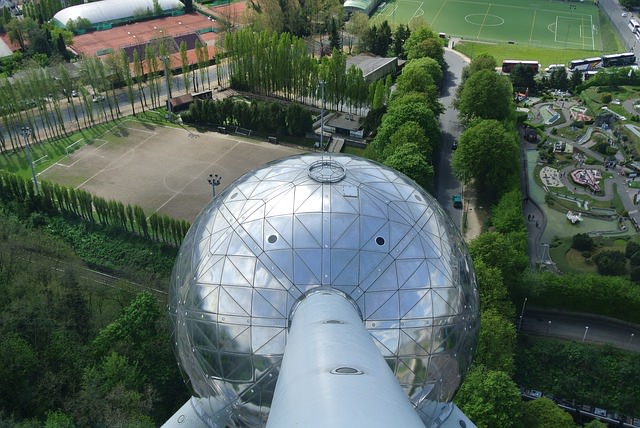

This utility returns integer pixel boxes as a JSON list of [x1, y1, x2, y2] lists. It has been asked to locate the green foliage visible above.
[[593, 250, 627, 276], [474, 259, 515, 320], [515, 335, 640, 416], [382, 142, 434, 191], [521, 271, 640, 323], [625, 240, 640, 259], [490, 189, 525, 234], [476, 308, 517, 375], [45, 217, 176, 282], [521, 397, 576, 428], [454, 365, 523, 428], [456, 70, 514, 125], [469, 231, 528, 290], [572, 233, 594, 251], [452, 119, 520, 200], [184, 98, 313, 137]]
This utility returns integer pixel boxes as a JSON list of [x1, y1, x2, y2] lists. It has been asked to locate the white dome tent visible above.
[[52, 0, 184, 30]]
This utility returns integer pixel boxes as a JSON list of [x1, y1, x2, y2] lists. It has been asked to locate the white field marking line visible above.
[[590, 14, 595, 50], [152, 140, 243, 215], [430, 0, 448, 27], [75, 132, 158, 189], [477, 4, 492, 39], [529, 9, 537, 43], [555, 15, 559, 42], [413, 2, 425, 19], [40, 139, 110, 173]]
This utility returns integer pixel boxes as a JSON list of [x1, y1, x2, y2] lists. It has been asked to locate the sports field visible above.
[[371, 0, 603, 50], [38, 121, 304, 221]]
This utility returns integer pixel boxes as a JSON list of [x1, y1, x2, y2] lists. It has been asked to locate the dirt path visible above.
[[463, 184, 483, 242]]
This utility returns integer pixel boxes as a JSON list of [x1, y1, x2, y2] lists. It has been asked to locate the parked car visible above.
[[452, 140, 458, 150], [452, 194, 463, 209]]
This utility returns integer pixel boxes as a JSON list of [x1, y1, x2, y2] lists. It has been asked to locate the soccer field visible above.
[[370, 0, 603, 51]]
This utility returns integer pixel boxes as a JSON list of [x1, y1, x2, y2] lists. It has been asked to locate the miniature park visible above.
[[519, 86, 640, 274]]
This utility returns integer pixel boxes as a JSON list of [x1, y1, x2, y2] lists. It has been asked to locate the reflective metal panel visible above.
[[168, 153, 479, 426]]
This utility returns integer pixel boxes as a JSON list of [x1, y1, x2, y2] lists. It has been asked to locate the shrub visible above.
[[572, 233, 594, 251], [593, 250, 627, 276]]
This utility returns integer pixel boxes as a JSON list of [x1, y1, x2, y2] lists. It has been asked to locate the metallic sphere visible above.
[[168, 153, 479, 426]]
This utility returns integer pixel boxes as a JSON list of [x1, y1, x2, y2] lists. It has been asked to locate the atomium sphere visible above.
[[168, 153, 479, 426]]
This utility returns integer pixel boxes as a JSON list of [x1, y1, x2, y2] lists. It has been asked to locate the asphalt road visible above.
[[521, 308, 640, 352], [435, 48, 468, 230]]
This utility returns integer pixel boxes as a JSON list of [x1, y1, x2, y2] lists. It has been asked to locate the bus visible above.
[[501, 60, 540, 74], [601, 52, 636, 67], [628, 18, 640, 32], [568, 57, 602, 72]]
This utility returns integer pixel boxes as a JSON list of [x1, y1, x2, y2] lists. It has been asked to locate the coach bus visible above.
[[501, 60, 540, 74], [628, 18, 640, 33], [568, 57, 602, 72], [602, 52, 636, 67]]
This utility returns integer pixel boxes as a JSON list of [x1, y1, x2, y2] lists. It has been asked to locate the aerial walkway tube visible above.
[[266, 288, 426, 428]]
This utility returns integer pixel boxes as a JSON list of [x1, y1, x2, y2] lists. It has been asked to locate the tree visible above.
[[456, 70, 514, 125], [510, 64, 536, 94], [572, 233, 594, 251], [371, 94, 439, 156], [593, 250, 627, 276], [382, 120, 432, 161], [403, 26, 443, 64], [454, 365, 523, 428], [469, 231, 528, 289], [6, 16, 38, 51], [393, 59, 443, 114], [392, 24, 410, 58], [569, 70, 583, 91], [491, 189, 525, 234], [383, 142, 435, 191], [522, 397, 576, 428], [548, 68, 569, 91], [475, 308, 517, 375], [345, 12, 369, 52], [625, 240, 640, 258], [474, 259, 515, 321], [452, 119, 519, 198]]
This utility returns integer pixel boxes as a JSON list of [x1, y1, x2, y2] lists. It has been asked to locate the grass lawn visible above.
[[550, 235, 631, 274]]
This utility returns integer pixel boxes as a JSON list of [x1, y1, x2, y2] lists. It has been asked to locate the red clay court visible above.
[[71, 2, 247, 67]]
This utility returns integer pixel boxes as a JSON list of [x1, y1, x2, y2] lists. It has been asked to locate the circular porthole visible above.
[[375, 236, 385, 246], [267, 235, 277, 244]]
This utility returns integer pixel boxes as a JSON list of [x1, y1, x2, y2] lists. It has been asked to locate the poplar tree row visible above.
[[183, 97, 313, 136], [224, 29, 370, 113], [0, 171, 189, 247], [0, 38, 215, 154]]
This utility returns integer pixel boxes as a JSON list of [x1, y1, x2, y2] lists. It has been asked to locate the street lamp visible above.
[[547, 320, 552, 334], [629, 333, 635, 346], [21, 126, 39, 195], [161, 56, 173, 112], [582, 326, 589, 342], [319, 80, 325, 151], [208, 173, 222, 198], [518, 297, 528, 331]]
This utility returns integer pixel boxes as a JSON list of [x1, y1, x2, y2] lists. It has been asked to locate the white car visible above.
[[622, 12, 628, 17]]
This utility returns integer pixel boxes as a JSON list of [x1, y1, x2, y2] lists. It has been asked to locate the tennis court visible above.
[[38, 121, 304, 221], [371, 0, 602, 50]]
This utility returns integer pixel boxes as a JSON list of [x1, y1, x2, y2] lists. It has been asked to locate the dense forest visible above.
[[0, 210, 189, 426]]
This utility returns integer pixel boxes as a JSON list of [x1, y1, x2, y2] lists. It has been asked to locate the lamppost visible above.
[[582, 326, 589, 342], [21, 126, 39, 195], [518, 297, 528, 331], [629, 333, 635, 346], [547, 320, 551, 334], [161, 56, 173, 112], [319, 80, 325, 151], [208, 174, 222, 198]]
